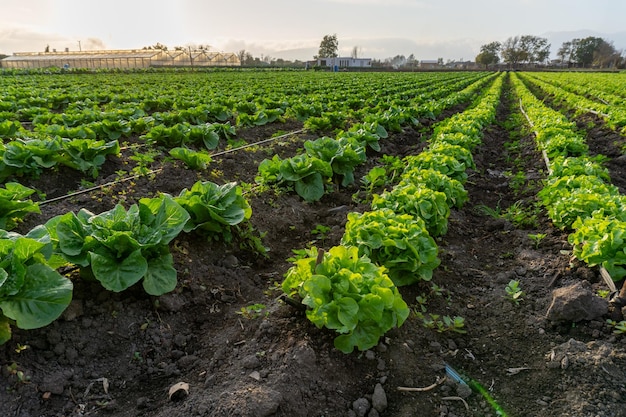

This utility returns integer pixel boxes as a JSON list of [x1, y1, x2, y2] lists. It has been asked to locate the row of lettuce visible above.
[[0, 71, 489, 181], [517, 72, 626, 136], [280, 74, 504, 353], [512, 73, 626, 282]]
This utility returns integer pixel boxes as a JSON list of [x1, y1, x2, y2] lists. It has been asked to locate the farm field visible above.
[[0, 69, 625, 417]]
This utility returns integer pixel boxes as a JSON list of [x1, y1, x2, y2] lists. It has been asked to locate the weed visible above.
[[507, 171, 527, 193], [474, 202, 502, 218], [310, 224, 331, 245], [417, 313, 466, 334], [528, 233, 546, 249], [502, 201, 539, 229], [237, 303, 267, 319], [6, 362, 30, 384], [504, 280, 525, 305], [607, 319, 626, 335]]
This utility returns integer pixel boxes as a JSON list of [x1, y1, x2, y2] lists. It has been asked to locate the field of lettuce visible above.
[[0, 68, 625, 417]]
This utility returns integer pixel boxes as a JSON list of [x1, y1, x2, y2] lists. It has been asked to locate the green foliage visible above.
[[607, 319, 626, 335], [504, 280, 524, 305], [538, 175, 624, 229], [282, 246, 409, 354], [0, 138, 61, 179], [568, 217, 626, 281], [399, 168, 468, 209], [318, 34, 339, 58], [256, 154, 334, 201], [418, 314, 466, 334], [0, 230, 73, 344], [0, 120, 23, 138], [169, 147, 212, 170], [0, 136, 119, 179], [341, 208, 440, 286], [174, 181, 252, 240], [403, 151, 470, 183], [372, 184, 450, 237], [548, 155, 610, 181], [46, 195, 189, 295], [0, 183, 41, 231], [237, 303, 267, 319], [528, 233, 546, 249], [304, 136, 366, 186], [342, 122, 388, 152], [142, 122, 223, 149], [57, 138, 120, 178]]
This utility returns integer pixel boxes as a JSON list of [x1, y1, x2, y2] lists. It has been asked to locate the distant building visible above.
[[315, 57, 372, 69], [0, 49, 240, 69], [419, 60, 440, 69], [445, 60, 479, 70]]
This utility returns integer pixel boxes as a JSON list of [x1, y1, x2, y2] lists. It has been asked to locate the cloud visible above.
[[0, 24, 88, 54], [321, 0, 427, 6]]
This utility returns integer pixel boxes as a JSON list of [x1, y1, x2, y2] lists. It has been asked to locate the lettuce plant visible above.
[[341, 208, 440, 286], [372, 184, 450, 237], [569, 217, 626, 281], [304, 136, 366, 186], [58, 138, 120, 178], [399, 168, 468, 209], [278, 154, 333, 202], [45, 195, 189, 296], [174, 181, 252, 240], [403, 152, 470, 183], [282, 245, 409, 353], [0, 138, 62, 179], [169, 147, 213, 170], [0, 230, 73, 345], [0, 182, 41, 231]]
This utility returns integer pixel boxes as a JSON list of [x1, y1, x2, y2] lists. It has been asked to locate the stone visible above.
[[372, 383, 388, 412], [352, 397, 370, 417], [546, 282, 608, 324]]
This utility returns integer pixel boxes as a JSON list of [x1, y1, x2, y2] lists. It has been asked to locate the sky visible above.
[[1, 0, 625, 61]]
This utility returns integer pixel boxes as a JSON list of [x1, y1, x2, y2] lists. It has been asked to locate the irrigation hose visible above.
[[38, 169, 163, 206], [445, 363, 509, 417], [37, 128, 306, 206]]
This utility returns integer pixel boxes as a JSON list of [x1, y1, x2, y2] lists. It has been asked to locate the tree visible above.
[[351, 46, 360, 59], [569, 36, 620, 68], [317, 34, 339, 58], [475, 41, 501, 69], [522, 35, 550, 64], [557, 41, 573, 65], [501, 35, 550, 67]]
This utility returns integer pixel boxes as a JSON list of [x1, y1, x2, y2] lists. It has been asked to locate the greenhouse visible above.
[[0, 49, 241, 69]]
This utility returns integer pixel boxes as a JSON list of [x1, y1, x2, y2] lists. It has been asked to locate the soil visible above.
[[1, 73, 626, 417]]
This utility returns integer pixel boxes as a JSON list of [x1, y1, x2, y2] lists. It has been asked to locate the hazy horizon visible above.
[[2, 0, 625, 61]]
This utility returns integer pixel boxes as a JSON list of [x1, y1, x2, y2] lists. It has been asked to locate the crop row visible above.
[[517, 72, 626, 135], [281, 73, 505, 353], [0, 71, 492, 183], [512, 72, 626, 283], [255, 72, 499, 201]]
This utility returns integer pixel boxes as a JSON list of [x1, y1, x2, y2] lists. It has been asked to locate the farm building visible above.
[[315, 57, 372, 69], [0, 49, 240, 69], [419, 60, 440, 69]]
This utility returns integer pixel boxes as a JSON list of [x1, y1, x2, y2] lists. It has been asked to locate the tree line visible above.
[[476, 35, 625, 69]]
